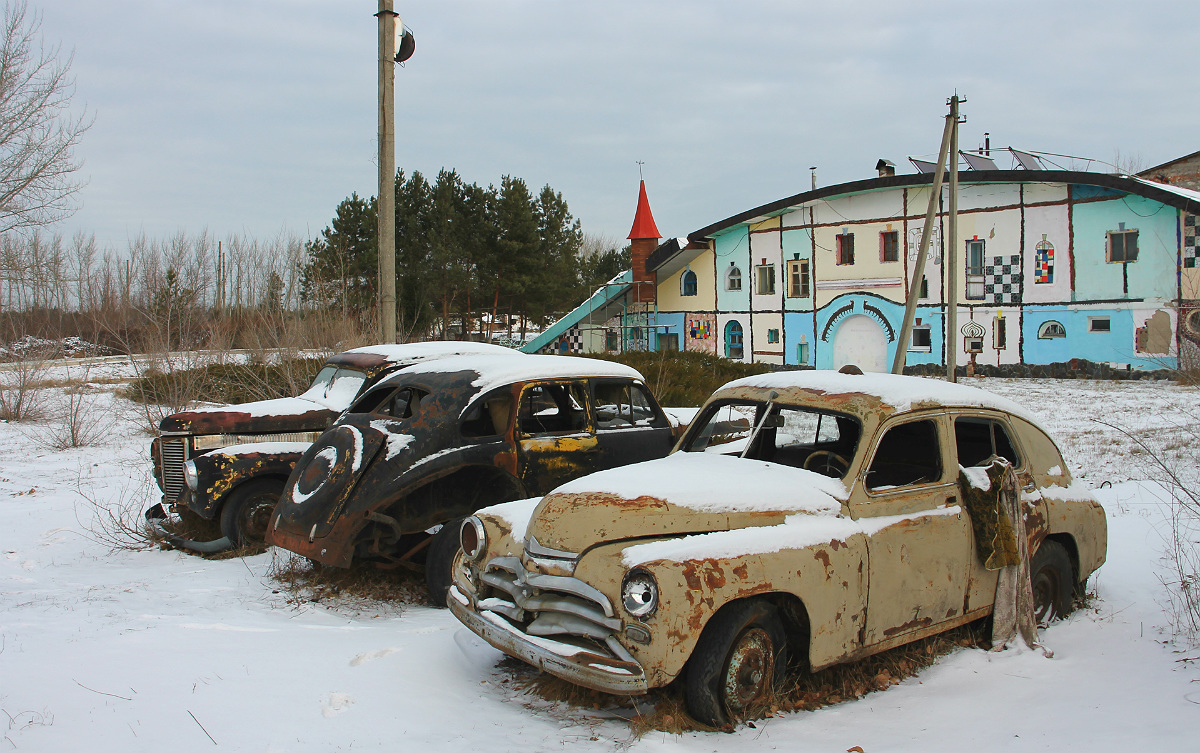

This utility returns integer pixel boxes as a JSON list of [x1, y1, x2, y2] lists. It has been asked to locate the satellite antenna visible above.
[[395, 26, 415, 63]]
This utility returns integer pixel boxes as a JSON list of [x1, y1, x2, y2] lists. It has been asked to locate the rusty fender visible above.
[[186, 449, 303, 519], [575, 533, 869, 687]]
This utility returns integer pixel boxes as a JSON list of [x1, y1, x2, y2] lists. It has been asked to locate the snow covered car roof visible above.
[[717, 370, 1039, 424], [371, 354, 646, 397], [328, 341, 517, 367]]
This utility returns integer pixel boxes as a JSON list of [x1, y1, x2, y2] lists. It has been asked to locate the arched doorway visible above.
[[833, 314, 888, 372]]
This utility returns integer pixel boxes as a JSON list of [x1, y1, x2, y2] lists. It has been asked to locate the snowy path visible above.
[[1, 379, 1198, 751]]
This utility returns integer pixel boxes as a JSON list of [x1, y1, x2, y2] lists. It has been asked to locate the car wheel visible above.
[[685, 599, 788, 727], [219, 479, 285, 547], [425, 518, 464, 608], [1030, 539, 1073, 624]]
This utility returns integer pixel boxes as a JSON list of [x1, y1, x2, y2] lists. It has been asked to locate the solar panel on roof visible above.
[[1010, 149, 1043, 170], [961, 152, 999, 171], [909, 158, 938, 174]]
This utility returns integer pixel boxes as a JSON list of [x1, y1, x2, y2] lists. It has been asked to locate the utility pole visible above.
[[945, 94, 963, 383], [377, 0, 398, 343], [891, 99, 956, 375]]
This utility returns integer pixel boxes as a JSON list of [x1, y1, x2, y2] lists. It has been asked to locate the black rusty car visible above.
[[266, 354, 676, 603], [151, 342, 516, 547]]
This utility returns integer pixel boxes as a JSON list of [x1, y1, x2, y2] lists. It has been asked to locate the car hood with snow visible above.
[[449, 370, 1108, 726]]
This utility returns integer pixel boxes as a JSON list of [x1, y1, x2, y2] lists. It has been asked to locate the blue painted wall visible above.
[[1070, 189, 1179, 302], [652, 312, 686, 351], [783, 312, 817, 365], [714, 228, 751, 313]]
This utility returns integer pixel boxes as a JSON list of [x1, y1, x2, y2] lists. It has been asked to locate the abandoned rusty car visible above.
[[151, 342, 516, 546], [448, 370, 1107, 726], [266, 354, 676, 602]]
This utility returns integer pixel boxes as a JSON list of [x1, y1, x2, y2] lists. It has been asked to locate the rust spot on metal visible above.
[[813, 549, 833, 580], [732, 563, 748, 579], [883, 615, 933, 637], [828, 538, 846, 551]]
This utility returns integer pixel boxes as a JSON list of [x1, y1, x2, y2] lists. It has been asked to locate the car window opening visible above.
[[462, 393, 514, 438], [866, 419, 942, 490], [954, 416, 1021, 468], [519, 383, 589, 436], [683, 400, 861, 479]]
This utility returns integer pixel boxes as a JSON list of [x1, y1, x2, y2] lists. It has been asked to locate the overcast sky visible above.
[[38, 0, 1200, 251]]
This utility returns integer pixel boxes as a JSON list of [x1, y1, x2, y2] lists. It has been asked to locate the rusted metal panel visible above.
[[186, 449, 304, 519], [269, 368, 673, 569], [449, 371, 1109, 703]]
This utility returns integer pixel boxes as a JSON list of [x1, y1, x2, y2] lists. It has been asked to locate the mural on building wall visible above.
[[1135, 311, 1172, 355], [1034, 236, 1055, 283], [1185, 214, 1198, 269], [984, 255, 1023, 305], [686, 313, 717, 354]]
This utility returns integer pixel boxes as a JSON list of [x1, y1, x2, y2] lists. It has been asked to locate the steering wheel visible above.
[[803, 450, 850, 478]]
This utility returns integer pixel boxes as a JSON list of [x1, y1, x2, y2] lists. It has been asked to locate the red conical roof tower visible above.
[[627, 180, 660, 304]]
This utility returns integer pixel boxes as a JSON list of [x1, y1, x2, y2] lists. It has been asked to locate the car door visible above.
[[850, 413, 975, 647], [590, 379, 674, 470], [515, 380, 600, 495], [952, 412, 1034, 614]]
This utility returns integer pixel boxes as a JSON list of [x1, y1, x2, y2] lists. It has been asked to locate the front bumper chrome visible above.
[[449, 585, 648, 695]]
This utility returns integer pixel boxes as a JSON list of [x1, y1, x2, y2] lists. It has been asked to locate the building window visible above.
[[1034, 235, 1055, 284], [657, 332, 679, 351], [1188, 310, 1200, 335], [965, 239, 986, 300], [724, 320, 744, 359], [880, 231, 899, 263], [755, 263, 775, 295], [1107, 229, 1139, 263], [766, 328, 779, 344], [605, 330, 618, 351], [920, 277, 929, 299], [787, 259, 810, 298], [796, 342, 809, 365], [1088, 317, 1111, 333], [909, 324, 932, 352], [1038, 320, 1066, 339], [681, 270, 697, 296], [726, 264, 742, 291], [993, 317, 1007, 349], [836, 233, 855, 265]]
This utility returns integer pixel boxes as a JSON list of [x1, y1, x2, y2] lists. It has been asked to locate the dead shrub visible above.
[[35, 365, 105, 449], [0, 348, 50, 420], [72, 474, 157, 551], [269, 552, 429, 606], [514, 621, 988, 735], [584, 350, 770, 408]]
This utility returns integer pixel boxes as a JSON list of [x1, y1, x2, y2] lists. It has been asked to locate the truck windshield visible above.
[[300, 366, 368, 411], [682, 400, 861, 479]]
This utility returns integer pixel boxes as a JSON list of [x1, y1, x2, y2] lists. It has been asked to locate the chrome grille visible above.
[[159, 437, 188, 502], [476, 556, 636, 664]]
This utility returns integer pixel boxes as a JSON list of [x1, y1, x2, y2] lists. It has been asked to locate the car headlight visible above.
[[621, 569, 658, 618], [460, 516, 487, 561], [183, 460, 199, 492]]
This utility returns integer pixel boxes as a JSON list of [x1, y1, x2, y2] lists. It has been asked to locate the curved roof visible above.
[[373, 353, 647, 395], [648, 169, 1200, 272]]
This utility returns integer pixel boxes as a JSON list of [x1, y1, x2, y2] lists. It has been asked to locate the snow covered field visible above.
[[2, 368, 1198, 751]]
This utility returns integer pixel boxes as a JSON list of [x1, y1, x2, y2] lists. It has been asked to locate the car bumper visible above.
[[448, 584, 648, 695]]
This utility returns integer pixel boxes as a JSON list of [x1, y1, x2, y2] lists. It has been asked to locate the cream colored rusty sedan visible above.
[[448, 371, 1107, 725]]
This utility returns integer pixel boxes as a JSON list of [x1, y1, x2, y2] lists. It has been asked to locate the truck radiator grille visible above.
[[160, 438, 188, 502]]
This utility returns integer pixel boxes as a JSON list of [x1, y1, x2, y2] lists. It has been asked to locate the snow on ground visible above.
[[1, 371, 1199, 751]]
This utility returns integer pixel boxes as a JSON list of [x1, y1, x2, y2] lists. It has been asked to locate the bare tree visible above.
[[0, 1, 91, 233]]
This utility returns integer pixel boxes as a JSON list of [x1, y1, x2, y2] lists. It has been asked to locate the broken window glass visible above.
[[866, 419, 942, 490]]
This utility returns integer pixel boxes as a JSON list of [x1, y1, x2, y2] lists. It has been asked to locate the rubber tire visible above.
[[1030, 539, 1074, 624], [219, 479, 285, 547], [684, 599, 788, 727], [425, 518, 464, 608]]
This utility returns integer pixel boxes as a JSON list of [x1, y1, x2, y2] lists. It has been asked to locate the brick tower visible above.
[[626, 180, 661, 304]]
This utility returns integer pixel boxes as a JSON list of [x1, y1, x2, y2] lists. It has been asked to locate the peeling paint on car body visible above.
[[450, 371, 1108, 698], [151, 342, 519, 529], [267, 355, 675, 569]]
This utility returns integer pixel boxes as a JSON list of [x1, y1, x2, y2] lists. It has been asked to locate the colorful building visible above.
[[527, 157, 1200, 372]]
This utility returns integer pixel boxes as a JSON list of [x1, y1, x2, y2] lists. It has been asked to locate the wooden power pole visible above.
[[891, 98, 957, 375], [377, 0, 398, 343], [945, 94, 962, 383]]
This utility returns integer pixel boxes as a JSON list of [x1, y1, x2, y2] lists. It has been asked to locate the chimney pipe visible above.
[[810, 167, 817, 190], [875, 158, 896, 178], [984, 132, 990, 156]]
